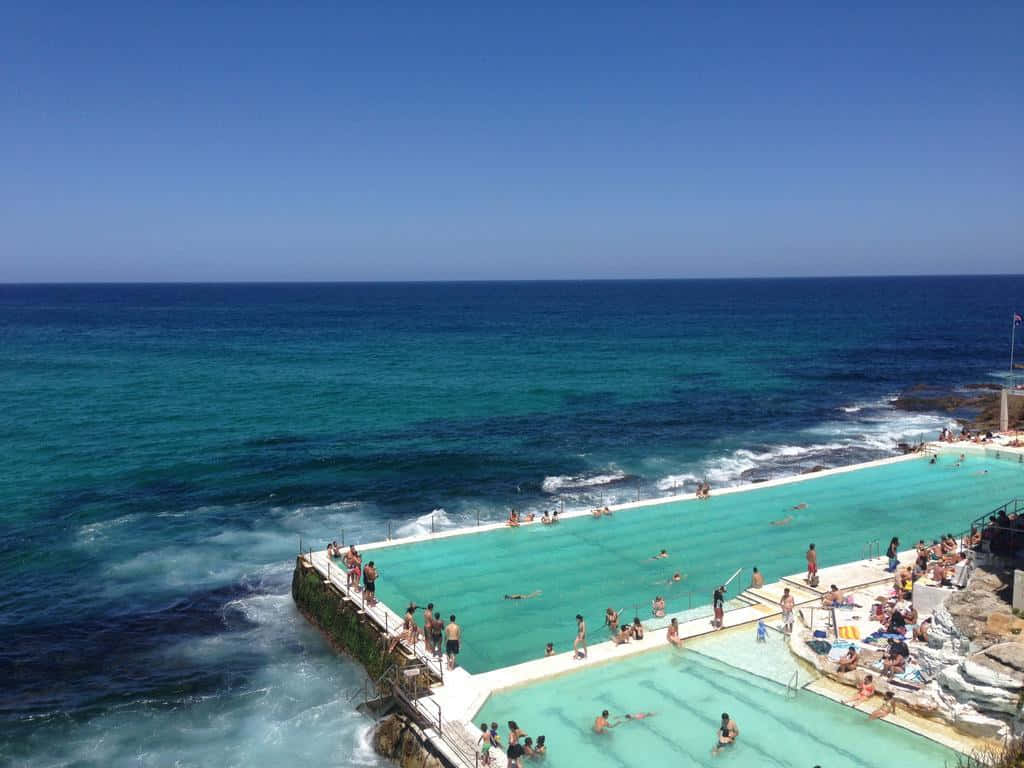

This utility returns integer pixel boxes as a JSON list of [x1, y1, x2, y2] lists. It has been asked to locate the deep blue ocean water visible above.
[[1, 277, 1022, 766]]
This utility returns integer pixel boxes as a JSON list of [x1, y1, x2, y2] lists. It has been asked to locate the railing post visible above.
[[477, 509, 480, 526], [387, 521, 391, 541], [431, 513, 435, 534]]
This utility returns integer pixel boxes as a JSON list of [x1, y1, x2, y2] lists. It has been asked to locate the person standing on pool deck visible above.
[[573, 614, 587, 659], [886, 537, 900, 573], [445, 615, 461, 670], [781, 587, 795, 634], [362, 561, 378, 606], [806, 543, 818, 584], [422, 603, 435, 653], [712, 585, 725, 629]]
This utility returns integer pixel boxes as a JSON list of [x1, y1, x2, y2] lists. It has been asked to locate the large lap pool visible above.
[[475, 640, 956, 768], [365, 450, 1023, 672]]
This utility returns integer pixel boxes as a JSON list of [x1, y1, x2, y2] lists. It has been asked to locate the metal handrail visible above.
[[786, 670, 799, 698]]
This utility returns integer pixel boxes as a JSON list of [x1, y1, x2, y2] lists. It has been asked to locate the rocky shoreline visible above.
[[791, 565, 1024, 740], [891, 383, 1024, 432]]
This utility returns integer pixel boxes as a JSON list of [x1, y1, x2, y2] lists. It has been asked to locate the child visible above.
[[756, 619, 767, 643], [478, 723, 492, 765]]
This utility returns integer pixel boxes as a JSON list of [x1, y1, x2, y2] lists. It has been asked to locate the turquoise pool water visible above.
[[368, 451, 1023, 672], [475, 644, 955, 768]]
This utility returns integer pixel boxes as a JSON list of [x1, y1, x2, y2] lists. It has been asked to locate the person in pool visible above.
[[594, 710, 618, 734], [504, 590, 542, 600], [625, 712, 656, 720], [545, 642, 554, 656], [540, 511, 552, 525], [711, 713, 738, 755], [771, 515, 794, 526], [652, 596, 666, 618], [651, 549, 669, 559]]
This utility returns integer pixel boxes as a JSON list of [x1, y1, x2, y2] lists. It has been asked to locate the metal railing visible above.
[[786, 670, 799, 699], [862, 539, 880, 561]]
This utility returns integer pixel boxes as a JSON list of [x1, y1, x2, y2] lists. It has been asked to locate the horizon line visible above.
[[4, 273, 1024, 286]]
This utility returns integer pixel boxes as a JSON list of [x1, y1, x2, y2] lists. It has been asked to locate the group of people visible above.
[[478, 720, 546, 767], [981, 507, 1023, 557], [507, 509, 562, 527], [328, 543, 380, 606], [590, 506, 613, 518], [938, 426, 994, 444], [695, 480, 712, 499]]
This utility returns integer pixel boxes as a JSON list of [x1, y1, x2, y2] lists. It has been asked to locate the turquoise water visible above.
[[370, 451, 1022, 672], [4, 279, 1021, 765], [476, 643, 954, 768]]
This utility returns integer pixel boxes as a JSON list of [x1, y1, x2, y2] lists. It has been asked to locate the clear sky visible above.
[[2, 2, 1021, 282]]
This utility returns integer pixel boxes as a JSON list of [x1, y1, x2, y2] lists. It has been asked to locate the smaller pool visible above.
[[686, 623, 809, 687], [476, 641, 955, 768]]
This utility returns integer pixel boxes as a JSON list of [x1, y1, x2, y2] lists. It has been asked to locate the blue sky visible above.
[[2, 2, 1021, 281]]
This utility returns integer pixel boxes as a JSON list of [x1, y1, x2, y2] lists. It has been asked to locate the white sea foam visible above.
[[394, 508, 462, 538], [541, 470, 626, 493]]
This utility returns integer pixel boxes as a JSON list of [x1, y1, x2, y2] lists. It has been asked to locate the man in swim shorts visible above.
[[806, 543, 818, 584], [781, 587, 795, 634], [445, 615, 461, 670]]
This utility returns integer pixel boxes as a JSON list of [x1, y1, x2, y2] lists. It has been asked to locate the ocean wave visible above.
[[394, 508, 461, 538], [541, 470, 627, 493]]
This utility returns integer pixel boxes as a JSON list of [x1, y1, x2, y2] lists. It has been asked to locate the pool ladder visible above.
[[785, 670, 799, 699], [862, 539, 881, 561]]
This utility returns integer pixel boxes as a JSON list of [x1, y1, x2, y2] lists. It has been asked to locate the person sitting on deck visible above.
[[602, 506, 613, 516], [836, 646, 859, 673], [506, 510, 520, 527], [631, 617, 644, 640], [591, 507, 602, 518], [749, 567, 764, 588], [883, 638, 910, 677], [652, 596, 666, 618], [551, 510, 560, 523], [869, 691, 897, 720], [541, 511, 551, 525], [667, 617, 684, 647], [821, 585, 844, 607], [613, 624, 632, 645], [845, 674, 875, 705]]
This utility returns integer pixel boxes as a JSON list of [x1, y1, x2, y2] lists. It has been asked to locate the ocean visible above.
[[0, 276, 1020, 766]]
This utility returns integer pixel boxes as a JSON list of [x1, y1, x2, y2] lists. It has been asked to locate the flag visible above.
[[1015, 313, 1022, 327]]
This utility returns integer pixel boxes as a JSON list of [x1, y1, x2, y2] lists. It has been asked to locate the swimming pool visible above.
[[366, 450, 1023, 672], [475, 643, 955, 768]]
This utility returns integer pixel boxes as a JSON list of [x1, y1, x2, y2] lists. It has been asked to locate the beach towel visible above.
[[837, 625, 860, 640]]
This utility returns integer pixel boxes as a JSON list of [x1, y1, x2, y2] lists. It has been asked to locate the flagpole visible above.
[[1012, 314, 1017, 372]]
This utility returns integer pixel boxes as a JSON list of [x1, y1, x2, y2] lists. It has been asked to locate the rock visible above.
[[953, 708, 1011, 738], [986, 613, 1017, 635], [962, 657, 1022, 690], [938, 665, 1021, 714], [985, 642, 1024, 674]]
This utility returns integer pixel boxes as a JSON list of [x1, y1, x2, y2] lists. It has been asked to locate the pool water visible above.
[[368, 451, 1023, 672], [475, 645, 955, 768]]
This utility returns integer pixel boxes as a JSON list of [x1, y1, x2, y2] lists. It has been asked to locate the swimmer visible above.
[[770, 515, 793, 526], [667, 571, 685, 584], [711, 713, 738, 756], [594, 710, 618, 734], [504, 590, 542, 600], [601, 506, 613, 516], [624, 712, 656, 720], [650, 549, 669, 559], [792, 503, 807, 510]]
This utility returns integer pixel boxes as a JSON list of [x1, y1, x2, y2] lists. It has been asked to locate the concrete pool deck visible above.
[[308, 441, 1024, 766]]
